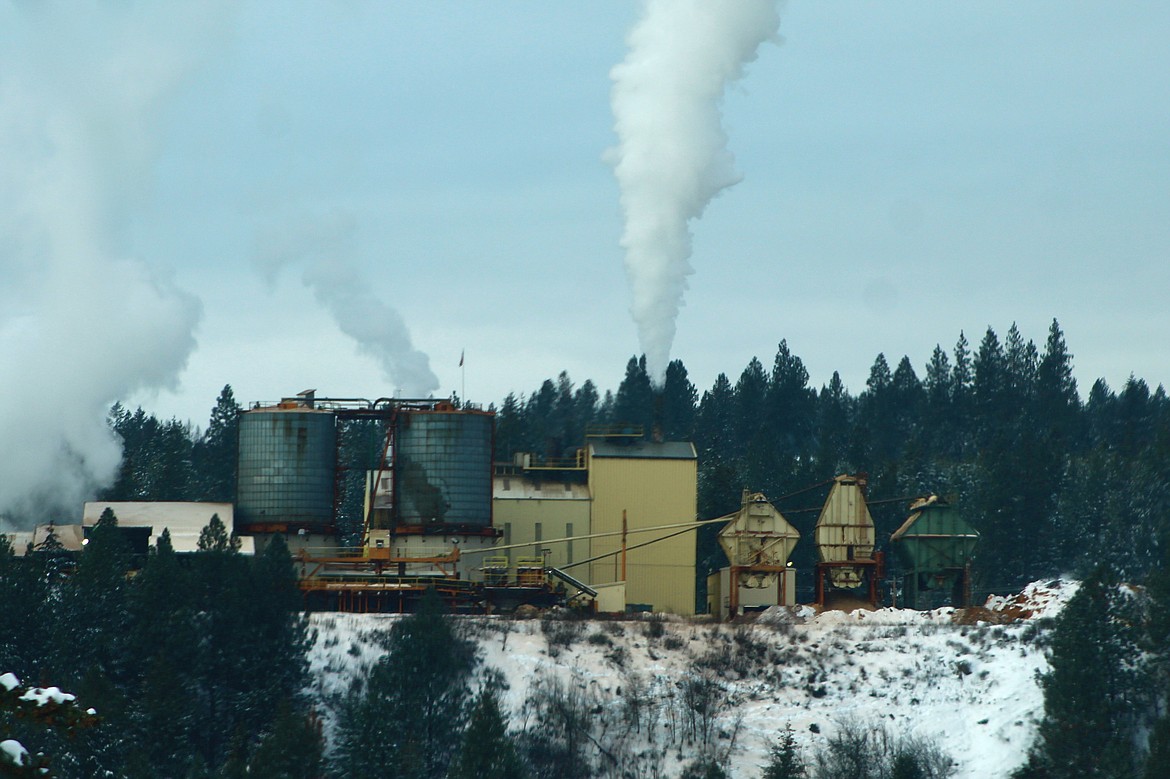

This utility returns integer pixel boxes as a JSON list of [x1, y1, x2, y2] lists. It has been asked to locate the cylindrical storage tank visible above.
[[394, 409, 492, 529], [236, 407, 337, 533]]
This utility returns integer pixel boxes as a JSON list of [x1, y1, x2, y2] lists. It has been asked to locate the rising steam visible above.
[[254, 214, 440, 398], [609, 0, 781, 384], [0, 4, 228, 524]]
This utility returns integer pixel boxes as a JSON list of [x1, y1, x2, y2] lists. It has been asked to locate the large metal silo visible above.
[[394, 409, 492, 529], [236, 407, 337, 533]]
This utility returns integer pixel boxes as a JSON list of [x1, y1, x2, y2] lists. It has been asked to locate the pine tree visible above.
[[333, 588, 477, 779], [246, 700, 324, 779], [0, 534, 50, 681], [765, 341, 816, 488], [762, 724, 806, 779], [573, 380, 600, 435], [197, 512, 239, 553], [1035, 320, 1080, 443], [527, 379, 560, 457], [450, 681, 527, 779], [495, 393, 525, 460], [972, 327, 1005, 439], [1003, 322, 1038, 408], [661, 359, 697, 441], [195, 384, 241, 502], [550, 371, 577, 457], [1028, 567, 1142, 778], [613, 355, 654, 435], [815, 371, 853, 478], [950, 331, 974, 454], [853, 353, 894, 468], [733, 357, 769, 459]]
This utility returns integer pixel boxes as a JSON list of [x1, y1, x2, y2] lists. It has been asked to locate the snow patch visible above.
[[20, 686, 77, 707], [308, 580, 1075, 779], [0, 739, 29, 767]]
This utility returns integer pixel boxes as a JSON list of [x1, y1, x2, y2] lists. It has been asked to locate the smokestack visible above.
[[609, 0, 782, 386]]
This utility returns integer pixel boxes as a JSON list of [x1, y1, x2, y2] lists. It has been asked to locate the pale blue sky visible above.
[[5, 1, 1170, 435]]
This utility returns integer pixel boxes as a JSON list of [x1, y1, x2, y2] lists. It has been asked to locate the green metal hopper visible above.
[[890, 495, 979, 609]]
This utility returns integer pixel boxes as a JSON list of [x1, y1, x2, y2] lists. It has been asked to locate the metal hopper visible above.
[[814, 474, 878, 594]]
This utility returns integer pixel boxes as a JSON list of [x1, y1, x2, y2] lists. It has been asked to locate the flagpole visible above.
[[460, 349, 465, 404]]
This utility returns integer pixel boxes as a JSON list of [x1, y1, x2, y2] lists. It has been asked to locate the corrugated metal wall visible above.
[[490, 492, 590, 570], [587, 453, 697, 615]]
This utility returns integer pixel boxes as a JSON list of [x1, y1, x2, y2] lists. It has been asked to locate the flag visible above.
[[459, 350, 464, 367]]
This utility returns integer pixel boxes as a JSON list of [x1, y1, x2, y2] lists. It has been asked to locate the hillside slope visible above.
[[308, 579, 1076, 778]]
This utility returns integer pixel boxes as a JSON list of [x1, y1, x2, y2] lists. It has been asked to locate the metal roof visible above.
[[6, 524, 85, 555], [81, 502, 252, 554], [587, 440, 697, 460]]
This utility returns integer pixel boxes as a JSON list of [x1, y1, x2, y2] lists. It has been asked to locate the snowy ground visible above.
[[307, 579, 1077, 778]]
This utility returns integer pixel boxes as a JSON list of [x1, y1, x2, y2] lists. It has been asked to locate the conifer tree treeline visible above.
[[491, 322, 1170, 595], [0, 512, 316, 777], [85, 323, 1170, 595], [101, 384, 241, 504]]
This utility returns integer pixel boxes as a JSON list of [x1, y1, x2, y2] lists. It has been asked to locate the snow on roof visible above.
[[588, 439, 697, 460], [493, 476, 590, 500]]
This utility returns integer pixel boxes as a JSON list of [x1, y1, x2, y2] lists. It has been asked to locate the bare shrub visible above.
[[680, 666, 728, 748], [541, 612, 585, 656], [587, 630, 613, 647], [811, 718, 955, 779]]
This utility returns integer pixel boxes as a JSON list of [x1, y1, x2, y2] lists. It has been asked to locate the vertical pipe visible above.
[[621, 510, 628, 582], [729, 567, 739, 618]]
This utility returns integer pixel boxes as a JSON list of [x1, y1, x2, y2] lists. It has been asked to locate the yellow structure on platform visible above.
[[586, 439, 697, 615], [492, 433, 698, 615]]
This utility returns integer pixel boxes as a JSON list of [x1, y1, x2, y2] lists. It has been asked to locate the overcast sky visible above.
[[4, 0, 1169, 441]]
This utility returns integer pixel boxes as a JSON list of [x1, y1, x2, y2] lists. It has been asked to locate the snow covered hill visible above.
[[307, 579, 1077, 778]]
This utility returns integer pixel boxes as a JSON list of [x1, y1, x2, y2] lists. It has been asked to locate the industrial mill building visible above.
[[492, 428, 698, 615]]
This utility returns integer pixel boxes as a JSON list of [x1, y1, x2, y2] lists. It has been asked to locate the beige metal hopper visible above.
[[814, 474, 876, 589], [717, 490, 800, 589]]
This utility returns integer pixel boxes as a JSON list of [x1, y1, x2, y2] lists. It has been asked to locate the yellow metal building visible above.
[[491, 435, 699, 615], [585, 438, 697, 614], [490, 476, 590, 571]]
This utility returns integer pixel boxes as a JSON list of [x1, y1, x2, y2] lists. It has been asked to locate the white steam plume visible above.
[[0, 4, 228, 524], [254, 214, 440, 398], [609, 0, 781, 384]]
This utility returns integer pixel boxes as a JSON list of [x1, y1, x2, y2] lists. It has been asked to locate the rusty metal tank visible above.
[[717, 491, 800, 589], [814, 474, 876, 589], [236, 405, 337, 534], [393, 408, 493, 529]]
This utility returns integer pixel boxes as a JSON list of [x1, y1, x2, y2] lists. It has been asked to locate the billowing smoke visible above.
[[609, 0, 782, 384], [254, 214, 440, 398], [0, 4, 228, 525]]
